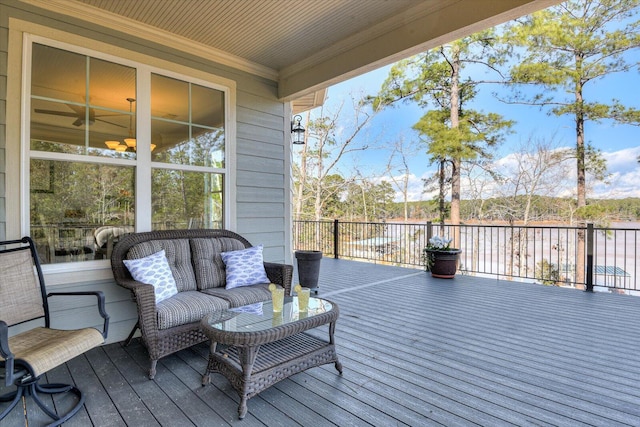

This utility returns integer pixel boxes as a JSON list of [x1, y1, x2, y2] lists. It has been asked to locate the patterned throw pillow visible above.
[[123, 250, 178, 303], [220, 245, 269, 289]]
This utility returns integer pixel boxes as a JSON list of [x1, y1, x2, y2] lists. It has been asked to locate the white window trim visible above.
[[18, 31, 237, 275]]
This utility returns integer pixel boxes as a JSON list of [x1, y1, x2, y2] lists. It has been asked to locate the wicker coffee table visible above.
[[200, 296, 342, 419]]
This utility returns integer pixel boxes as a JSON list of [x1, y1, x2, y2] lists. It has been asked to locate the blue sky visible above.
[[305, 50, 640, 201]]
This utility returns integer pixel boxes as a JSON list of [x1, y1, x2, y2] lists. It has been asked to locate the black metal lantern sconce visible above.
[[291, 114, 306, 145]]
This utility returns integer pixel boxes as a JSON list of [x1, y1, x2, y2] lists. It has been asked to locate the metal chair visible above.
[[0, 236, 109, 426]]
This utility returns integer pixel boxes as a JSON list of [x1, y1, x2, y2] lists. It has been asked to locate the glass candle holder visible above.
[[271, 288, 284, 312], [297, 287, 310, 312]]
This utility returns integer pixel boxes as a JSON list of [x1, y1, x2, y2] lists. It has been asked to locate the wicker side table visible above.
[[201, 297, 342, 419]]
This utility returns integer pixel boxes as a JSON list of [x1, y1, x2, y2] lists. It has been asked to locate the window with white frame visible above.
[[28, 40, 228, 264]]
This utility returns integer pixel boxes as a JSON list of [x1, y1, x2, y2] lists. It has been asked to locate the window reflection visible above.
[[152, 170, 223, 230], [30, 43, 137, 158], [29, 42, 227, 264], [151, 74, 225, 167], [191, 84, 225, 128], [30, 159, 135, 264], [31, 44, 86, 102]]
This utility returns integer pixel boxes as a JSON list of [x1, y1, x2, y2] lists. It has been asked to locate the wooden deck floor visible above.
[[4, 258, 640, 426]]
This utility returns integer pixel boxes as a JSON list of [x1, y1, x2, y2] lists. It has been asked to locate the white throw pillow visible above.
[[123, 250, 178, 303], [220, 245, 269, 289]]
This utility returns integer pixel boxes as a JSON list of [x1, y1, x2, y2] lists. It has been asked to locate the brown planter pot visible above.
[[426, 249, 461, 279]]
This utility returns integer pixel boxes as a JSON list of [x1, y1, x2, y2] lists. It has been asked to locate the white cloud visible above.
[[373, 172, 426, 202], [389, 146, 640, 202], [594, 146, 640, 198], [604, 146, 640, 172]]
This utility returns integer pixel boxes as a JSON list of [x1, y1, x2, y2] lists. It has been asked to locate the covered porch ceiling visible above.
[[24, 0, 561, 111]]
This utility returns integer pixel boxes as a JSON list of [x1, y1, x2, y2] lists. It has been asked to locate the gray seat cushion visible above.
[[190, 237, 246, 290], [201, 283, 272, 308], [156, 291, 229, 330], [127, 239, 197, 291]]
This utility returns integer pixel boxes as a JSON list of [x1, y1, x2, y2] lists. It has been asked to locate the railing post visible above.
[[333, 219, 339, 259], [426, 221, 433, 242], [585, 223, 594, 292]]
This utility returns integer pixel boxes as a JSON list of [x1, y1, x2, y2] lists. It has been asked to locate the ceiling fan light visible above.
[[105, 140, 120, 149], [124, 138, 137, 148], [115, 145, 127, 152], [150, 144, 156, 152]]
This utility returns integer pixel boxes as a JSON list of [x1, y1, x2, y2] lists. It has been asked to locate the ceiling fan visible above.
[[34, 104, 126, 128]]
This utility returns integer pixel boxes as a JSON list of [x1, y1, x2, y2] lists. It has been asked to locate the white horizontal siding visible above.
[[237, 170, 284, 188], [237, 201, 284, 217], [237, 125, 284, 147], [235, 92, 288, 262]]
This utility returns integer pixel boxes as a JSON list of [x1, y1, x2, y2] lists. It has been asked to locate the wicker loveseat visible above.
[[110, 229, 293, 379]]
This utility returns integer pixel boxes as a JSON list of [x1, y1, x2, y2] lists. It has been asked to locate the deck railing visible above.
[[293, 220, 640, 292]]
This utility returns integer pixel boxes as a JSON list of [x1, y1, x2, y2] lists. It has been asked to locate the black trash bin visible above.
[[295, 250, 322, 293]]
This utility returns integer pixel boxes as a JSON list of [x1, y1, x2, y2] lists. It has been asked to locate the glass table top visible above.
[[203, 296, 333, 333]]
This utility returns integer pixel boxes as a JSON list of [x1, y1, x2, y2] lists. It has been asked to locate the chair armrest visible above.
[[0, 321, 11, 358], [47, 291, 110, 339], [0, 320, 16, 386], [264, 262, 293, 296], [112, 278, 158, 342], [116, 277, 151, 293]]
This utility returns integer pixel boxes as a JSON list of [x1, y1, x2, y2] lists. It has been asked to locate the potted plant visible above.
[[422, 235, 462, 279]]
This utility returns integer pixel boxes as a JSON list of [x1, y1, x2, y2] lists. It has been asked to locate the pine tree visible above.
[[371, 30, 513, 245], [504, 0, 640, 286]]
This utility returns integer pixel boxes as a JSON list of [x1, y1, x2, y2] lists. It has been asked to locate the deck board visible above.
[[104, 344, 193, 426], [3, 258, 640, 426], [46, 363, 93, 427]]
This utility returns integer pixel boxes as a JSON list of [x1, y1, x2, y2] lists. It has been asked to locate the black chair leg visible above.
[[124, 321, 140, 346], [0, 378, 84, 427], [33, 382, 85, 426], [0, 386, 24, 421]]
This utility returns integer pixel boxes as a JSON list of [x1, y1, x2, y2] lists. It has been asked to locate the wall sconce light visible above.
[[291, 114, 305, 145]]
